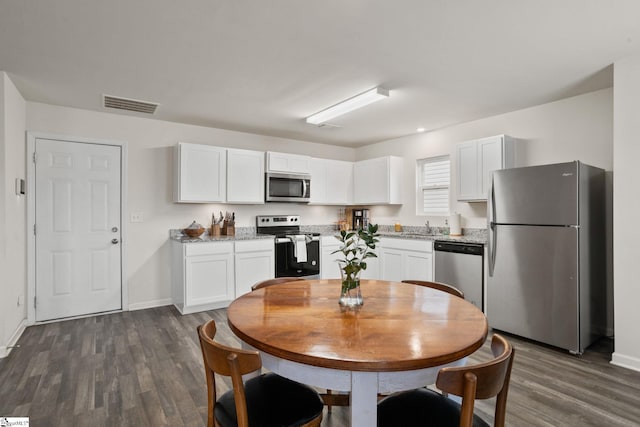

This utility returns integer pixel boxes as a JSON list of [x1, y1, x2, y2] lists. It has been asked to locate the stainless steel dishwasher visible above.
[[434, 241, 484, 311]]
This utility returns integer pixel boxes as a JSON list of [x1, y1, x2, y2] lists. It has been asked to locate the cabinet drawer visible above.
[[185, 241, 234, 257], [235, 239, 274, 253], [380, 238, 433, 252]]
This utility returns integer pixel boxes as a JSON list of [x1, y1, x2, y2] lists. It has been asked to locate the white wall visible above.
[[26, 102, 356, 308], [0, 72, 27, 357], [612, 56, 640, 371], [356, 88, 613, 229]]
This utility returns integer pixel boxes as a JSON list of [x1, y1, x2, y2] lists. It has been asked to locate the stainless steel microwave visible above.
[[265, 172, 311, 202]]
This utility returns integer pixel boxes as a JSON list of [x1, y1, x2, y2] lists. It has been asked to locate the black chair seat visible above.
[[378, 388, 490, 427], [215, 372, 324, 427]]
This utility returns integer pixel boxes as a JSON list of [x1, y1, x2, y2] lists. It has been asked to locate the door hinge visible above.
[[33, 224, 36, 235], [34, 296, 37, 308], [33, 152, 36, 163]]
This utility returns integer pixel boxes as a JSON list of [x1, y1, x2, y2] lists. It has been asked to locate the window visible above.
[[416, 156, 450, 216]]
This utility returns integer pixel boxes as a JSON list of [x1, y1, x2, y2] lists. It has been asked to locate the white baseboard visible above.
[[128, 298, 173, 311], [0, 318, 28, 358], [611, 352, 640, 373]]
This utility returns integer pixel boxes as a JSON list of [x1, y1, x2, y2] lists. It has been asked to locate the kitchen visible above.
[[1, 2, 640, 426]]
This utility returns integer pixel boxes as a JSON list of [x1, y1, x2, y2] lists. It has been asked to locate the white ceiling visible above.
[[2, 1, 640, 147]]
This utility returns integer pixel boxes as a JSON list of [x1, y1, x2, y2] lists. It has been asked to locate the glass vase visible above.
[[339, 262, 363, 308]]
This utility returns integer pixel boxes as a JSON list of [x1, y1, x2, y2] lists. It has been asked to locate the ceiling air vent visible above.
[[103, 95, 159, 114]]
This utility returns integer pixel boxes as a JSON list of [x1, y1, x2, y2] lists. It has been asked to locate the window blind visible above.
[[418, 156, 450, 215]]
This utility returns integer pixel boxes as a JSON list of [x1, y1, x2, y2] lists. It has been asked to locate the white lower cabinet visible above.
[[172, 241, 235, 314], [360, 253, 380, 279], [321, 235, 380, 280], [234, 239, 275, 296], [320, 236, 341, 279], [379, 238, 433, 282]]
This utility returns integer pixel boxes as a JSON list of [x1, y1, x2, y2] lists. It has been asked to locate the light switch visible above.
[[130, 212, 144, 223]]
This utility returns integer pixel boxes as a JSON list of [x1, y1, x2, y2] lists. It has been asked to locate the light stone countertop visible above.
[[169, 225, 487, 245], [320, 225, 487, 245], [169, 228, 274, 243]]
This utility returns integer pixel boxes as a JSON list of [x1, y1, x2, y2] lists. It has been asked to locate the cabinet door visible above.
[[309, 158, 327, 204], [235, 250, 275, 296], [267, 152, 311, 174], [380, 247, 403, 281], [174, 143, 226, 203], [311, 159, 354, 205], [360, 254, 380, 280], [227, 148, 265, 203], [354, 157, 388, 204], [320, 236, 340, 279], [405, 251, 433, 281], [325, 160, 353, 205], [477, 136, 504, 199], [456, 141, 478, 201], [353, 156, 402, 205], [185, 252, 234, 306]]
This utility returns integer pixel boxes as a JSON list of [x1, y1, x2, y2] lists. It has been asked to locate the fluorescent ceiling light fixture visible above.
[[306, 87, 389, 125]]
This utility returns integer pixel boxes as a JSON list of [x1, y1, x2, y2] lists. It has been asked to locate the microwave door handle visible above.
[[302, 179, 309, 198]]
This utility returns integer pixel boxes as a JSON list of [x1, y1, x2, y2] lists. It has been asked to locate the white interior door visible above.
[[35, 138, 122, 321]]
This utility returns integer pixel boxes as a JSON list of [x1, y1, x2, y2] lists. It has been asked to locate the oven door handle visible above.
[[275, 236, 319, 244]]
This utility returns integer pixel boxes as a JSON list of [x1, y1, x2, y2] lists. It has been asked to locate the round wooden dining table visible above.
[[227, 279, 488, 427]]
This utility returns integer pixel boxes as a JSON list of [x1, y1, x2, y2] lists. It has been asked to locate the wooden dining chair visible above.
[[250, 277, 347, 411], [197, 320, 324, 427], [251, 276, 301, 291], [401, 280, 465, 299], [377, 334, 515, 427]]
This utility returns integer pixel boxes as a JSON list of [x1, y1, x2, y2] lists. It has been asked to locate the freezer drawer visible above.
[[434, 241, 484, 310]]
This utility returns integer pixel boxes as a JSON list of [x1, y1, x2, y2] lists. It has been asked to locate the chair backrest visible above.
[[251, 277, 301, 291], [401, 280, 465, 299], [435, 334, 515, 427], [197, 320, 262, 427]]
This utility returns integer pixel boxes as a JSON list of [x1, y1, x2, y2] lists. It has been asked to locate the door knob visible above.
[[112, 227, 119, 232], [111, 238, 119, 244]]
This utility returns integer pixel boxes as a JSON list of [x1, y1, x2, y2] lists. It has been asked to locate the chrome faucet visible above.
[[425, 220, 430, 234]]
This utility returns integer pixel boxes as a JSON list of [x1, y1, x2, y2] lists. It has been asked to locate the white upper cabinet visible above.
[[174, 143, 226, 203], [353, 156, 403, 205], [309, 158, 353, 205], [457, 135, 515, 201], [266, 151, 311, 174], [227, 148, 265, 204]]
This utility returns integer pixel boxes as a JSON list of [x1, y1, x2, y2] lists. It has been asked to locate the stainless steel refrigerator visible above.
[[487, 161, 606, 354]]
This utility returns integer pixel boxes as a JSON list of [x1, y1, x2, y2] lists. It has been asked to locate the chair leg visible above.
[[327, 389, 332, 413]]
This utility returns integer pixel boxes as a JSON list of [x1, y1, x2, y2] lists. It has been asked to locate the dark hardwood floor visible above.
[[1, 306, 639, 426]]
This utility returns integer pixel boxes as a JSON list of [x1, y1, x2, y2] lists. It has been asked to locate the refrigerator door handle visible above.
[[487, 178, 497, 277]]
